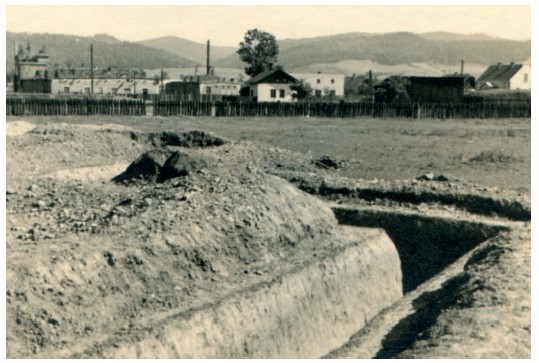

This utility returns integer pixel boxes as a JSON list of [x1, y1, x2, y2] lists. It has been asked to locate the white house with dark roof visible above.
[[291, 72, 345, 98], [246, 67, 298, 102], [476, 63, 531, 90]]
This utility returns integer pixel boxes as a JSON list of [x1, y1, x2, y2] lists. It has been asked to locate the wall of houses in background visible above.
[[292, 73, 345, 97], [51, 78, 160, 95]]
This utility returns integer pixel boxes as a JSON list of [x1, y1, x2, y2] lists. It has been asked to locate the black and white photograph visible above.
[[2, 2, 533, 359]]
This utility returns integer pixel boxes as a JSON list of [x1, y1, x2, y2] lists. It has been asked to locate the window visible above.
[[111, 88, 117, 95], [524, 73, 529, 83], [84, 87, 91, 94], [206, 86, 212, 94], [317, 79, 321, 84], [279, 89, 285, 98], [63, 87, 70, 94], [331, 79, 335, 84], [315, 89, 322, 97], [270, 89, 276, 98], [329, 90, 336, 97]]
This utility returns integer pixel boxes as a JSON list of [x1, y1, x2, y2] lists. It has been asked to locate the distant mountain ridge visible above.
[[6, 31, 530, 78], [6, 32, 196, 75], [214, 31, 530, 70], [137, 36, 237, 65]]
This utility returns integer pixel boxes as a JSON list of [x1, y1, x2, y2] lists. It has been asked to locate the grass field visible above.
[[7, 115, 530, 194]]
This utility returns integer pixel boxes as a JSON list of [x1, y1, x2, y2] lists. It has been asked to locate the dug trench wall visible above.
[[76, 228, 402, 359]]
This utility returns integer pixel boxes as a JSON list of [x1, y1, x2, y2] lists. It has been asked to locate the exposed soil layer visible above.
[[5, 120, 531, 359]]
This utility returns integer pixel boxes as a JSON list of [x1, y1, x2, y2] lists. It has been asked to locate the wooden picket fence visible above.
[[153, 100, 531, 119], [152, 101, 213, 116], [6, 98, 146, 116], [5, 98, 530, 119]]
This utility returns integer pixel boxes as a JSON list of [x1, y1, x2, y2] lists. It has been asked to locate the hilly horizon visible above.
[[214, 31, 530, 70], [6, 31, 530, 79], [5, 32, 196, 76]]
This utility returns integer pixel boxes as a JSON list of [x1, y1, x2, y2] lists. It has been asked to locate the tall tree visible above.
[[237, 29, 279, 77], [374, 76, 411, 103]]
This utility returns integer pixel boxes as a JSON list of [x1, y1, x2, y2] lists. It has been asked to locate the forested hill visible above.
[[138, 36, 237, 65], [214, 32, 531, 69], [6, 32, 196, 75]]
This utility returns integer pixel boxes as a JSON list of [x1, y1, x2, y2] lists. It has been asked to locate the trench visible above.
[[332, 207, 507, 293], [329, 205, 511, 358]]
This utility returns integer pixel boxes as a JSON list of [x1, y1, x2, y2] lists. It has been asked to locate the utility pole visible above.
[[460, 60, 464, 76], [369, 69, 374, 102], [14, 41, 18, 92], [160, 68, 164, 94], [90, 44, 94, 94], [206, 40, 210, 76]]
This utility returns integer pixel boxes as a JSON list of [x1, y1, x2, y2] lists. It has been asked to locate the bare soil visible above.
[[4, 116, 531, 358]]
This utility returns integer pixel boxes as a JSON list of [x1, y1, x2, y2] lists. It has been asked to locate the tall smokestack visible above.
[[460, 60, 464, 76], [206, 40, 210, 76], [90, 44, 94, 94]]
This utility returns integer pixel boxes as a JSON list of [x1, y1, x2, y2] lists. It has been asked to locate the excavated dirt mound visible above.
[[6, 124, 355, 358], [5, 121, 530, 359]]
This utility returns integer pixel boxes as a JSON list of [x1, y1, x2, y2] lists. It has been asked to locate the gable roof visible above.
[[477, 63, 523, 83], [247, 68, 297, 84]]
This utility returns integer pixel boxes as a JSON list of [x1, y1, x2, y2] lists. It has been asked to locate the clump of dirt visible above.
[[314, 155, 344, 169], [467, 150, 521, 164], [112, 150, 172, 184], [141, 130, 227, 148], [156, 151, 208, 182]]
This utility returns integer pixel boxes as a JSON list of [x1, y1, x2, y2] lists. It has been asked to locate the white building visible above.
[[246, 68, 298, 102], [291, 72, 345, 97], [51, 78, 161, 96], [476, 63, 531, 90]]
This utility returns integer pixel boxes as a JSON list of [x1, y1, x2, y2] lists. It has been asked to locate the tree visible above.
[[290, 79, 313, 100], [374, 76, 411, 103], [237, 29, 279, 77]]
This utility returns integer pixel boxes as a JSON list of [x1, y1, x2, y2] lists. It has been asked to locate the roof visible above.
[[247, 68, 297, 84], [477, 63, 523, 83]]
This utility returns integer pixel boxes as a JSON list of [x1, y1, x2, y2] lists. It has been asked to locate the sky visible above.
[[5, 3, 531, 46]]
